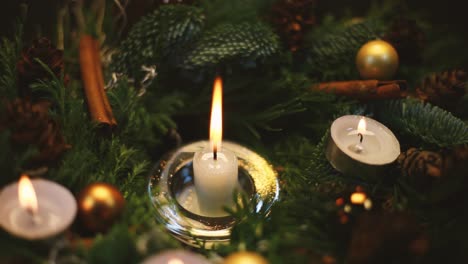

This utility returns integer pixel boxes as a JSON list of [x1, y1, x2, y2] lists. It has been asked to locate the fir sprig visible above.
[[182, 22, 279, 70], [373, 98, 468, 147], [304, 19, 384, 80], [200, 0, 275, 27], [0, 22, 22, 98], [112, 5, 205, 79]]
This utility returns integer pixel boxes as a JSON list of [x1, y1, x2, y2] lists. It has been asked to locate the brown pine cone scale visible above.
[[417, 69, 467, 111], [1, 98, 71, 168], [17, 38, 64, 97]]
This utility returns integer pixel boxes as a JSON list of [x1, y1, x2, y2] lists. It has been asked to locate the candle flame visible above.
[[350, 192, 367, 205], [18, 175, 38, 215], [357, 117, 367, 133], [168, 259, 184, 264], [210, 76, 223, 154]]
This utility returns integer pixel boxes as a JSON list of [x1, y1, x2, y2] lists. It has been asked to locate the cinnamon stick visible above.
[[79, 35, 116, 127], [313, 80, 407, 100]]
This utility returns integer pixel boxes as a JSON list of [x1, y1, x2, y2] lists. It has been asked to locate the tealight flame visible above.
[[18, 175, 38, 215], [168, 259, 184, 264], [350, 192, 367, 205], [210, 76, 223, 158], [357, 118, 367, 134]]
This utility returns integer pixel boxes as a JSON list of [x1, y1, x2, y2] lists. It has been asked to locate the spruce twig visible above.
[[373, 98, 468, 147]]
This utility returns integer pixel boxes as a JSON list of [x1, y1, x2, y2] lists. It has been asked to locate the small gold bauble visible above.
[[77, 182, 125, 234], [223, 252, 269, 264], [356, 40, 399, 80]]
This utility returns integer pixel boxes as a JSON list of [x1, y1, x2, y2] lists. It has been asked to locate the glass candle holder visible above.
[[148, 141, 279, 248]]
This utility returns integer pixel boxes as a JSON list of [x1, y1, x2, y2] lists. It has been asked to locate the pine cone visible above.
[[397, 148, 447, 190], [270, 0, 317, 52], [17, 38, 64, 97], [1, 98, 71, 167], [398, 148, 445, 178], [398, 146, 468, 193], [383, 18, 425, 65], [347, 212, 428, 264], [416, 69, 467, 111]]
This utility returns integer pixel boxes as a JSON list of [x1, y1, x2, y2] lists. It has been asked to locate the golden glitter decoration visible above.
[[356, 40, 399, 80], [77, 182, 125, 234], [223, 141, 278, 199], [223, 252, 269, 264]]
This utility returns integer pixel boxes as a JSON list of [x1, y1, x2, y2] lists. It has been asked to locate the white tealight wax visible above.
[[142, 250, 210, 264], [193, 146, 238, 217], [0, 177, 77, 240], [330, 115, 400, 166]]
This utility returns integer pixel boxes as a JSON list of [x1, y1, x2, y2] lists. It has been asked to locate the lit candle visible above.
[[326, 115, 400, 176], [0, 175, 77, 240], [142, 250, 209, 264], [18, 175, 39, 222], [346, 117, 375, 153], [192, 77, 238, 217]]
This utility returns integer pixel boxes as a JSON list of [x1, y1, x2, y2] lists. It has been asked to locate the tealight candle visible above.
[[326, 115, 400, 176], [142, 250, 209, 264], [0, 175, 77, 240], [192, 77, 238, 217]]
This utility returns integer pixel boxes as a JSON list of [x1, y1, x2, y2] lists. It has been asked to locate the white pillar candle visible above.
[[193, 77, 238, 217], [193, 147, 238, 217]]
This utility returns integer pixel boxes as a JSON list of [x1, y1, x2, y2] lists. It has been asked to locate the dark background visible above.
[[1, 0, 467, 70], [1, 0, 467, 40]]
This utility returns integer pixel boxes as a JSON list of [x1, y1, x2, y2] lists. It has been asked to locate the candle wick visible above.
[[358, 133, 363, 143], [26, 207, 39, 225], [213, 146, 218, 161]]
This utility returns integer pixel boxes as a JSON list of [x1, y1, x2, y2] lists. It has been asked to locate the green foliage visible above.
[[182, 22, 279, 70], [87, 226, 139, 264], [200, 0, 275, 27], [0, 131, 41, 186], [112, 5, 205, 79], [2, 1, 468, 263], [306, 132, 338, 182], [305, 19, 384, 80], [220, 137, 342, 263], [0, 20, 22, 98], [373, 98, 468, 148], [30, 59, 68, 121]]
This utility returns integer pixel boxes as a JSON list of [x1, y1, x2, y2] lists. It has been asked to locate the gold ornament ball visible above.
[[356, 40, 399, 80], [77, 182, 125, 234], [223, 252, 269, 264]]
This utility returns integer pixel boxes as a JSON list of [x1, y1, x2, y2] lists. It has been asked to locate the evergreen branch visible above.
[[200, 0, 275, 27], [111, 5, 205, 79], [107, 78, 183, 147], [181, 22, 279, 70], [29, 61, 68, 130], [304, 20, 384, 80], [306, 131, 338, 182], [0, 19, 23, 98], [240, 97, 305, 137], [373, 98, 468, 147]]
